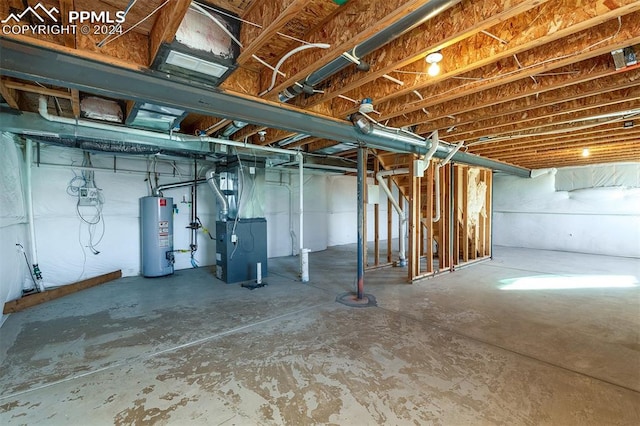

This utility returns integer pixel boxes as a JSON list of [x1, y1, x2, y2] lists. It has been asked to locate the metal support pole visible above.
[[356, 146, 366, 299]]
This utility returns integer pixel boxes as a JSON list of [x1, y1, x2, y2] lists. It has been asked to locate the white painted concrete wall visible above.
[[493, 165, 640, 258], [2, 138, 402, 297], [0, 134, 29, 326]]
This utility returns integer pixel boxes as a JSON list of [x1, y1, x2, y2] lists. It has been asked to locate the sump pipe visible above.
[[278, 0, 461, 102]]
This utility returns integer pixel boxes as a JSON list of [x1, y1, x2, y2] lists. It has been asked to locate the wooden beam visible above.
[[3, 80, 73, 99], [148, 0, 192, 64], [262, 0, 449, 98], [0, 79, 19, 109], [445, 86, 640, 141], [59, 0, 76, 48], [343, 3, 640, 121], [449, 98, 640, 144], [71, 89, 80, 118], [3, 270, 122, 314], [413, 60, 640, 134], [237, 0, 308, 65], [471, 128, 640, 156], [297, 0, 547, 109]]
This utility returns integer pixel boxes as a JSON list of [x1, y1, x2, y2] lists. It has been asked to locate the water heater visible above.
[[140, 196, 174, 277]]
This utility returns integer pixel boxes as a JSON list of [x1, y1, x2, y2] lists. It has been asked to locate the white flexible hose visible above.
[[259, 43, 330, 96]]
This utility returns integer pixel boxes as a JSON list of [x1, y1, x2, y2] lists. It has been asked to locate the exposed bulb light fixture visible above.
[[428, 62, 440, 76], [425, 50, 443, 76], [582, 148, 590, 157]]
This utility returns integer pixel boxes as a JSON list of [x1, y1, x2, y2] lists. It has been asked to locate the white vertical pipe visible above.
[[25, 139, 44, 291], [256, 262, 262, 284], [298, 152, 307, 281]]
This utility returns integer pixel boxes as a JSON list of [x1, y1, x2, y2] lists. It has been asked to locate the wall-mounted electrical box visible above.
[[78, 187, 100, 206]]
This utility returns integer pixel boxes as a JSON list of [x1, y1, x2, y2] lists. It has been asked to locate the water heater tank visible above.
[[140, 196, 174, 277]]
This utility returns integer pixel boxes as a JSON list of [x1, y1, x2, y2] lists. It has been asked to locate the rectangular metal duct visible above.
[[151, 2, 240, 86]]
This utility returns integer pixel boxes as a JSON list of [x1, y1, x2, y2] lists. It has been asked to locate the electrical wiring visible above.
[[192, 0, 320, 46], [388, 16, 624, 112], [68, 154, 106, 260], [259, 43, 331, 96], [16, 243, 40, 293]]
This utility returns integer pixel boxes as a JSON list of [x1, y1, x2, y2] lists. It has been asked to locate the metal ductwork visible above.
[[0, 39, 530, 177], [206, 168, 229, 221], [219, 120, 248, 139], [278, 0, 461, 102]]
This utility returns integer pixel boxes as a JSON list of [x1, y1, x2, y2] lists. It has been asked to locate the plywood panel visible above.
[[343, 3, 640, 121]]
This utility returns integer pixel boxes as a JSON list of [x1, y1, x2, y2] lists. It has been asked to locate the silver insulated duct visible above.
[[206, 168, 229, 221]]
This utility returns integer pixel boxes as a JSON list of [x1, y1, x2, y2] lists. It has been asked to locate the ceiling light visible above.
[[425, 51, 443, 64], [425, 51, 443, 77], [582, 148, 590, 157], [427, 62, 440, 76]]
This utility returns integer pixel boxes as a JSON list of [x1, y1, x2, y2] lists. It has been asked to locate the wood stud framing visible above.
[[1, 0, 638, 169]]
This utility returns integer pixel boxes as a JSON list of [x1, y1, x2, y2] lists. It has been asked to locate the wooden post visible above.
[[478, 169, 486, 257], [453, 165, 461, 267], [425, 160, 434, 273], [462, 166, 469, 263], [485, 170, 493, 257], [408, 158, 420, 280]]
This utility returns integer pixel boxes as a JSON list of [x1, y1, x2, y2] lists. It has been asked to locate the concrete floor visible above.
[[0, 245, 639, 425]]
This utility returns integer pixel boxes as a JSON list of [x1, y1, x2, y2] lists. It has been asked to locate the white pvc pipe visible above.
[[256, 262, 262, 284], [24, 139, 45, 291]]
